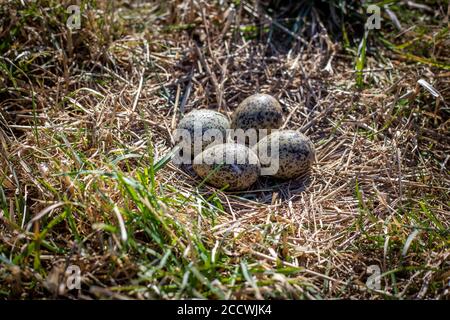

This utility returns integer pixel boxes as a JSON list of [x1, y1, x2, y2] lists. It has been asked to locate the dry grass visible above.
[[0, 0, 449, 299]]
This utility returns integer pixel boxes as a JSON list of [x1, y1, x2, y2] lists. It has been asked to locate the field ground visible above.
[[0, 1, 449, 299]]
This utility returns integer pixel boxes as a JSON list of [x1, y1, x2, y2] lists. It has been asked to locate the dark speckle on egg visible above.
[[175, 109, 230, 156], [252, 130, 315, 179], [193, 143, 261, 190], [231, 94, 283, 139]]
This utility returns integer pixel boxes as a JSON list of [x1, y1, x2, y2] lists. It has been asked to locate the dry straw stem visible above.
[[0, 0, 449, 299]]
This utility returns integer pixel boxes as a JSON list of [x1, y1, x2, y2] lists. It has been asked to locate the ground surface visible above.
[[0, 1, 449, 299]]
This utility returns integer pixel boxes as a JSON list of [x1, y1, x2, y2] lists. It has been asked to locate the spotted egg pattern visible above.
[[252, 130, 315, 180], [175, 109, 230, 154], [193, 143, 261, 190], [231, 94, 283, 133]]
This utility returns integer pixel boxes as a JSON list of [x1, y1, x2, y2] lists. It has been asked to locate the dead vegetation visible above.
[[0, 0, 449, 299]]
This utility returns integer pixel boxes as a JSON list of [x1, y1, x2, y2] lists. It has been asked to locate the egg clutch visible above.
[[174, 94, 315, 191]]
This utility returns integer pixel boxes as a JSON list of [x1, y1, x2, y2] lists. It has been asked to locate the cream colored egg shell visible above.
[[193, 143, 261, 190], [253, 130, 314, 179], [231, 94, 283, 132]]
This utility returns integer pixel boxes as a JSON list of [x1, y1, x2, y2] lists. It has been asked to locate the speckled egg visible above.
[[192, 143, 261, 190], [231, 94, 283, 133], [175, 109, 230, 156], [252, 130, 315, 179]]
